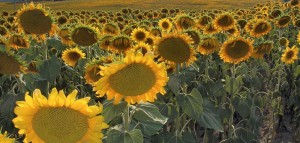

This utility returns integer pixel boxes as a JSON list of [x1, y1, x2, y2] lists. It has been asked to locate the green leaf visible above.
[[176, 88, 203, 121], [294, 65, 300, 77], [197, 98, 223, 132], [102, 101, 128, 123], [168, 74, 180, 95], [106, 129, 143, 143], [225, 75, 243, 95], [37, 56, 61, 83], [165, 132, 196, 143], [47, 38, 64, 52], [133, 103, 168, 136]]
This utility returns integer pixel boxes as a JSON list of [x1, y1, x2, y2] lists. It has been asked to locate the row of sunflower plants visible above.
[[0, 0, 300, 142]]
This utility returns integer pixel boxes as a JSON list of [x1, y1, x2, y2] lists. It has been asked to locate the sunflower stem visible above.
[[42, 40, 50, 95], [228, 64, 236, 139], [123, 104, 130, 131]]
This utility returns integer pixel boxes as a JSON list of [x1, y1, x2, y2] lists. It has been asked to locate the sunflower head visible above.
[[184, 29, 201, 45], [103, 23, 120, 35], [0, 51, 25, 74], [279, 37, 289, 47], [109, 35, 133, 53], [219, 37, 254, 64], [250, 19, 272, 37], [226, 26, 240, 37], [197, 15, 212, 28], [9, 34, 29, 49], [213, 12, 235, 31], [133, 42, 151, 55], [58, 27, 73, 46], [203, 23, 219, 35], [16, 2, 54, 35], [276, 15, 292, 28], [13, 88, 109, 143], [99, 35, 113, 50], [150, 27, 162, 37], [197, 36, 221, 55], [61, 47, 86, 67], [71, 24, 100, 46], [291, 0, 299, 6], [159, 18, 173, 32], [174, 14, 196, 30], [84, 60, 103, 85], [131, 27, 149, 42], [57, 15, 68, 25], [252, 41, 273, 59], [93, 52, 168, 104], [145, 35, 157, 46], [0, 25, 8, 37], [281, 46, 299, 64], [293, 18, 300, 28], [155, 32, 196, 66]]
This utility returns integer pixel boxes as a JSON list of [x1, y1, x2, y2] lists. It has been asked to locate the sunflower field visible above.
[[0, 0, 300, 142]]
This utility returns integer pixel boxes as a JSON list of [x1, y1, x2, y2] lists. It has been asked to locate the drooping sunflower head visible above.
[[213, 12, 235, 31], [93, 52, 168, 104], [203, 23, 219, 35], [0, 51, 25, 75], [71, 24, 100, 46], [0, 131, 15, 143], [102, 22, 120, 35], [133, 42, 151, 55], [99, 35, 113, 50], [61, 47, 86, 67], [16, 2, 55, 36], [219, 37, 254, 64], [158, 18, 173, 32], [9, 34, 29, 49], [252, 41, 274, 59], [130, 27, 149, 42], [270, 9, 282, 19], [13, 88, 109, 143], [58, 27, 73, 45], [155, 32, 196, 66], [197, 15, 212, 29], [281, 46, 299, 64], [279, 37, 289, 47], [109, 35, 133, 53], [276, 15, 292, 28], [184, 29, 201, 45], [84, 60, 103, 85], [174, 14, 196, 30], [250, 19, 272, 37], [197, 36, 221, 55]]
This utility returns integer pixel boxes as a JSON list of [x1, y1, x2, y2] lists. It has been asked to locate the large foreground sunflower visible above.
[[219, 37, 254, 64], [281, 46, 299, 64], [62, 47, 86, 67], [93, 52, 168, 104], [13, 88, 108, 143]]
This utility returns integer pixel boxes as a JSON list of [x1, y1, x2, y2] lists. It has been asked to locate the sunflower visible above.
[[109, 35, 132, 53], [71, 24, 100, 47], [0, 131, 15, 143], [252, 42, 273, 59], [197, 37, 221, 55], [155, 32, 196, 66], [99, 35, 113, 50], [174, 14, 196, 30], [197, 15, 212, 29], [276, 15, 292, 28], [58, 27, 73, 46], [213, 13, 235, 31], [62, 47, 86, 67], [0, 25, 8, 37], [203, 23, 219, 35], [145, 35, 157, 47], [281, 46, 299, 64], [250, 19, 272, 37], [85, 61, 102, 85], [93, 52, 168, 104], [15, 2, 56, 40], [57, 15, 68, 25], [158, 18, 173, 32], [219, 37, 254, 64], [150, 27, 162, 37], [184, 29, 201, 45], [0, 51, 25, 74], [133, 42, 151, 55], [279, 37, 289, 47], [130, 27, 149, 42], [8, 34, 29, 50], [102, 23, 120, 35], [13, 88, 109, 143], [226, 26, 240, 37]]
